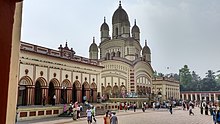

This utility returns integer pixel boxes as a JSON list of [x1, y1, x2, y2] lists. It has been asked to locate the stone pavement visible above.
[[18, 107, 213, 124]]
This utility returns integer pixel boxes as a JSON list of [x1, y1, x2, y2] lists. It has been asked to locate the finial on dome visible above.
[[119, 1, 121, 6], [93, 37, 95, 43], [65, 41, 68, 47], [134, 19, 136, 25], [145, 39, 147, 46], [104, 17, 106, 22]]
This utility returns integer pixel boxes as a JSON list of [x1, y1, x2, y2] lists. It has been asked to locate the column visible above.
[[209, 93, 211, 102], [182, 94, 184, 100], [195, 93, 197, 101], [77, 89, 82, 103], [186, 93, 189, 100], [67, 88, 72, 103], [42, 86, 48, 104], [214, 93, 216, 101], [93, 90, 97, 103], [55, 87, 60, 104], [200, 94, 202, 101], [86, 89, 90, 102], [191, 94, 193, 101]]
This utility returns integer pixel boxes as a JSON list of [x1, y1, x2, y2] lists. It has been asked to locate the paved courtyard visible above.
[[18, 107, 213, 124]]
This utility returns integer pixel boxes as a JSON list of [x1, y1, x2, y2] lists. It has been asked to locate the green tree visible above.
[[179, 65, 192, 91], [200, 70, 217, 91]]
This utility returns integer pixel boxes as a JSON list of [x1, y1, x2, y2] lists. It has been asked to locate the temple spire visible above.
[[145, 39, 147, 46], [104, 17, 106, 23], [119, 1, 121, 6], [134, 19, 136, 25], [93, 37, 95, 43]]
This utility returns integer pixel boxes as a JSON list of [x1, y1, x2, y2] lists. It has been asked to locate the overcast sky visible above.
[[21, 0, 220, 78]]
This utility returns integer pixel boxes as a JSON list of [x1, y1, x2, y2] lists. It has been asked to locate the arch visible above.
[[72, 80, 81, 103], [106, 53, 110, 60], [61, 79, 71, 88], [17, 77, 33, 106], [48, 81, 56, 105], [82, 82, 90, 102], [112, 85, 119, 98], [105, 86, 112, 99], [49, 78, 60, 87], [82, 82, 90, 89], [116, 51, 121, 57], [111, 51, 115, 58], [61, 79, 71, 104], [101, 86, 105, 96], [19, 76, 33, 85], [73, 80, 81, 88], [34, 81, 42, 105], [120, 85, 127, 97], [90, 82, 97, 89], [35, 77, 47, 86], [90, 82, 97, 103]]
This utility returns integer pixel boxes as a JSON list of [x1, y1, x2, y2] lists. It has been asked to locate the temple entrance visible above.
[[105, 86, 112, 99], [17, 85, 27, 106], [112, 85, 119, 98], [72, 83, 77, 103], [82, 83, 86, 103], [61, 88, 67, 104], [35, 81, 42, 105], [48, 82, 55, 105]]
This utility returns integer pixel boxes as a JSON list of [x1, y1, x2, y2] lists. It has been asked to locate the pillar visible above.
[[199, 93, 202, 101], [42, 86, 48, 104], [214, 93, 216, 101], [55, 87, 60, 104], [186, 93, 189, 100], [1, 1, 23, 123], [182, 94, 184, 100], [77, 89, 82, 103], [93, 89, 97, 102], [209, 93, 211, 102], [67, 88, 72, 103], [195, 93, 197, 101]]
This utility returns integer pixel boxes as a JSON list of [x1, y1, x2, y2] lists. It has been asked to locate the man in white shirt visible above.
[[86, 107, 92, 124]]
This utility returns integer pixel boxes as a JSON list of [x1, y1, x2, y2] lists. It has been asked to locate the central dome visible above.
[[112, 3, 129, 24]]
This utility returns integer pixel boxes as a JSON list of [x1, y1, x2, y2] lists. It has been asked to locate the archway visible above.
[[90, 83, 97, 102], [17, 77, 32, 106], [48, 82, 55, 105], [35, 81, 42, 105], [61, 80, 71, 104], [105, 86, 112, 99], [72, 80, 81, 103], [82, 82, 90, 103], [120, 85, 126, 98], [112, 85, 119, 98]]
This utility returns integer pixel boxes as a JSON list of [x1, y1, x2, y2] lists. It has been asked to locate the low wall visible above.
[[17, 106, 64, 121]]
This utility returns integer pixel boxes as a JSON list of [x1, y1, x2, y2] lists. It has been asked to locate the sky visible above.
[[21, 0, 220, 78]]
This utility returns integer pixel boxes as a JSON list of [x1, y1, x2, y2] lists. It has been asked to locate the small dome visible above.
[[112, 2, 130, 25], [131, 20, 140, 33], [142, 41, 151, 55], [89, 37, 98, 52], [100, 17, 109, 31]]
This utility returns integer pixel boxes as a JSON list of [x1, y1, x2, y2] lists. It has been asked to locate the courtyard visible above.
[[18, 107, 213, 124]]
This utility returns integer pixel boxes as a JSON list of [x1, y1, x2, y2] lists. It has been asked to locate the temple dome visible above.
[[112, 2, 129, 25]]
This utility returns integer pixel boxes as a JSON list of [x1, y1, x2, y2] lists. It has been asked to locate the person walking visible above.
[[169, 104, 173, 114], [110, 112, 118, 124], [91, 106, 96, 122], [213, 109, 217, 124], [189, 104, 194, 115], [86, 107, 92, 124], [205, 105, 209, 115], [133, 103, 136, 112], [142, 103, 145, 112], [200, 102, 203, 114], [216, 110, 220, 124], [103, 111, 110, 124]]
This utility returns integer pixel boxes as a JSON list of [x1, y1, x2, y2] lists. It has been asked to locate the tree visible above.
[[179, 65, 192, 91], [200, 70, 217, 91], [179, 65, 192, 84]]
